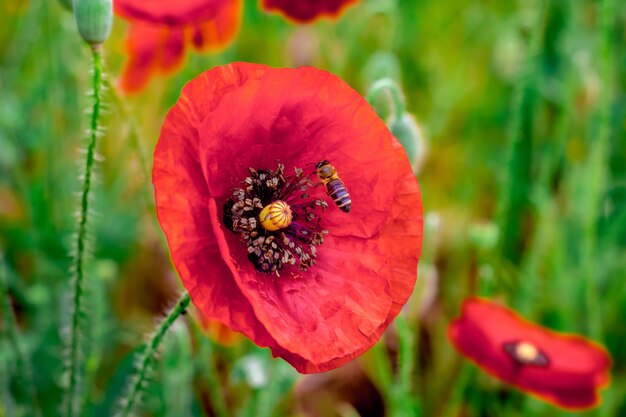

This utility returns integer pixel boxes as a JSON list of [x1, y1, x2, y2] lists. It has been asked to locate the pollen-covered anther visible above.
[[259, 200, 292, 231], [223, 163, 328, 274]]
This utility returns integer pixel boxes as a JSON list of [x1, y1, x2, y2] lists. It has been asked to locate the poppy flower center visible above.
[[259, 200, 293, 231], [503, 340, 550, 367], [223, 163, 329, 274]]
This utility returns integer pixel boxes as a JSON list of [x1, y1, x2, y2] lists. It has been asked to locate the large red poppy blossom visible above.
[[448, 297, 611, 410], [114, 0, 242, 94], [260, 0, 359, 23], [153, 62, 423, 373]]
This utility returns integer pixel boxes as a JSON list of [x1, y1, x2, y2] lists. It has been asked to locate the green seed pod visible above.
[[74, 0, 112, 46], [388, 114, 428, 174]]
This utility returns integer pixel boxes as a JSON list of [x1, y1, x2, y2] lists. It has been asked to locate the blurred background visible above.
[[1, 0, 625, 416]]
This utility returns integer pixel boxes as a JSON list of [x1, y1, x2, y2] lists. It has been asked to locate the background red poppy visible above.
[[448, 298, 611, 410], [114, 0, 242, 93]]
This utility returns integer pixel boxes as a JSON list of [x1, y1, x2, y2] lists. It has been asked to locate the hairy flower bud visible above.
[[389, 114, 427, 175], [74, 0, 112, 46]]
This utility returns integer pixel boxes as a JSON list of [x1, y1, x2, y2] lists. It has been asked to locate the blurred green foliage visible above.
[[1, 0, 625, 416]]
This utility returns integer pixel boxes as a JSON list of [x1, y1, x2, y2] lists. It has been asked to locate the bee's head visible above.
[[315, 160, 329, 170]]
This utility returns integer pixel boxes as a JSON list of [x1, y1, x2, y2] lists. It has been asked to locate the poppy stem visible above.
[[0, 250, 41, 417], [64, 45, 104, 417], [366, 78, 406, 122], [117, 292, 191, 417]]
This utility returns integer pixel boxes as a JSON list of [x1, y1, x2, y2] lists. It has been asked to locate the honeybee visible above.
[[314, 160, 351, 213]]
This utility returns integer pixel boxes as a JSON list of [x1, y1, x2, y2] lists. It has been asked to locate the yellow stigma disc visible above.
[[515, 341, 539, 362], [259, 200, 293, 231]]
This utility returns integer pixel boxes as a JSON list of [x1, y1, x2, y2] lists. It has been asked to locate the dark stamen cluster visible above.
[[223, 163, 328, 274]]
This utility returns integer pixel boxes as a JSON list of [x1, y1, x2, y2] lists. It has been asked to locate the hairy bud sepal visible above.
[[389, 114, 428, 175]]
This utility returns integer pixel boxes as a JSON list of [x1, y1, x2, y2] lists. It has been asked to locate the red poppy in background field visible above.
[[153, 62, 422, 373], [448, 297, 611, 410], [114, 0, 242, 94], [260, 0, 359, 23]]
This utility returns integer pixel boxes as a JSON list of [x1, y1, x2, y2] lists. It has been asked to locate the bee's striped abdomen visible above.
[[327, 178, 351, 213]]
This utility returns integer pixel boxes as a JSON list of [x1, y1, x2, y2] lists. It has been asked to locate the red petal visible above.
[[260, 0, 359, 23], [154, 63, 422, 373], [153, 101, 277, 349], [119, 24, 186, 94], [448, 298, 611, 410], [115, 0, 226, 25], [190, 0, 242, 51]]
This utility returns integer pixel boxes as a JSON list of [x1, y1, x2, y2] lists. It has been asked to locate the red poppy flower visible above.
[[448, 297, 611, 410], [114, 0, 242, 94], [153, 62, 423, 373], [260, 0, 359, 23]]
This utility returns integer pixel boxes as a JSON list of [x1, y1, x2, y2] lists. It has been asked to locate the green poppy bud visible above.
[[388, 114, 428, 174], [367, 78, 406, 125], [73, 0, 112, 46]]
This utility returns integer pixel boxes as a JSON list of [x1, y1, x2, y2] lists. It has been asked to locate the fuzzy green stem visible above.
[[583, 0, 614, 341], [0, 251, 41, 417], [366, 78, 406, 122], [118, 292, 191, 417], [64, 46, 104, 417]]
